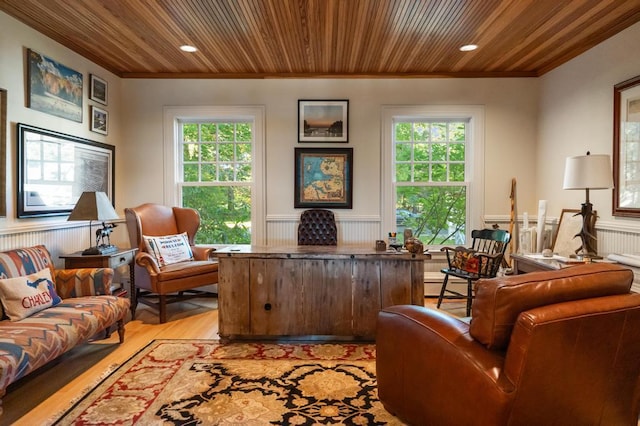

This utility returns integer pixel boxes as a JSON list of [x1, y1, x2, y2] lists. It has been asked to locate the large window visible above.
[[164, 106, 265, 245], [382, 106, 484, 247]]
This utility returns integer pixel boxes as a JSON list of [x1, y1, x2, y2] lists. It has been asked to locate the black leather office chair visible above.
[[297, 209, 338, 245]]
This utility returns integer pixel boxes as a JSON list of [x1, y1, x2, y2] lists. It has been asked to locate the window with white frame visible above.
[[382, 106, 484, 246], [163, 106, 265, 245]]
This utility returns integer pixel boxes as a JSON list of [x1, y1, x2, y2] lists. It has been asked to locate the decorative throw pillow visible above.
[[451, 247, 478, 273], [0, 268, 62, 321], [143, 232, 194, 267]]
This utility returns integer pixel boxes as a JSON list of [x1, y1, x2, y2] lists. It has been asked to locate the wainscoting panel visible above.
[[266, 214, 382, 246], [2, 215, 640, 291]]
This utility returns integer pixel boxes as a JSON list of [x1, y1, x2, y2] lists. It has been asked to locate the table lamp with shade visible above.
[[67, 191, 119, 255], [562, 151, 613, 259]]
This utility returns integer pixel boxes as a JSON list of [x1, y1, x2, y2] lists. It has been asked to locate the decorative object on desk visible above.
[[404, 237, 424, 254], [375, 240, 386, 251], [613, 74, 640, 217], [403, 228, 413, 242], [563, 152, 613, 258], [67, 191, 119, 255], [388, 232, 402, 250]]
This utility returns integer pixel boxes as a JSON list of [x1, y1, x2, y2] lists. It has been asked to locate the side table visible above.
[[60, 248, 137, 317], [510, 253, 579, 274]]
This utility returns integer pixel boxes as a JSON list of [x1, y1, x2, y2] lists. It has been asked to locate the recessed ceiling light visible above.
[[180, 45, 198, 53], [459, 44, 478, 52]]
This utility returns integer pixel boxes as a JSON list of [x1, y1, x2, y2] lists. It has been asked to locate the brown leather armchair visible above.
[[125, 203, 218, 323], [377, 263, 640, 425]]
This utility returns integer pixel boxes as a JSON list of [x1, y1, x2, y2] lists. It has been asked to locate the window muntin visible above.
[[393, 119, 470, 246], [179, 121, 254, 244]]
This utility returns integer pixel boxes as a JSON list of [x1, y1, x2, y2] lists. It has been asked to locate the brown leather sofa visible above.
[[125, 203, 218, 323], [377, 263, 640, 425]]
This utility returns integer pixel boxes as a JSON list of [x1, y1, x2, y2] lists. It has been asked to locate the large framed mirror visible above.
[[613, 75, 640, 217], [16, 123, 114, 218]]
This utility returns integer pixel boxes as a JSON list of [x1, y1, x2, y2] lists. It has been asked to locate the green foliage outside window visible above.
[[180, 122, 253, 244], [394, 121, 468, 245]]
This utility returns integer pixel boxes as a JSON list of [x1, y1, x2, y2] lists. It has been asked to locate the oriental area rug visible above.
[[52, 339, 404, 425]]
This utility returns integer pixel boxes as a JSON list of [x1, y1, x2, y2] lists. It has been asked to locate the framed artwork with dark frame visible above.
[[90, 105, 108, 135], [613, 74, 640, 217], [298, 99, 348, 143], [294, 147, 353, 208], [0, 88, 6, 217], [90, 74, 108, 105], [17, 123, 115, 218]]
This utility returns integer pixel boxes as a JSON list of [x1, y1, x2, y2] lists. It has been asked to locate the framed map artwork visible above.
[[294, 147, 353, 208]]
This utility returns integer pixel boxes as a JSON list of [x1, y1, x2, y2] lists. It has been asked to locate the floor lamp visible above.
[[562, 152, 613, 259]]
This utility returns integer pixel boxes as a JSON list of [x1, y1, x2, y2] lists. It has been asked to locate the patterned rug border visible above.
[[49, 339, 392, 425]]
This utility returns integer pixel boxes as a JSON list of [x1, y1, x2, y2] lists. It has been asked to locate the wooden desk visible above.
[[511, 253, 577, 274], [216, 245, 429, 341], [60, 248, 137, 317]]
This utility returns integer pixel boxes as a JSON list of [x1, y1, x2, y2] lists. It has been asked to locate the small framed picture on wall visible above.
[[90, 74, 108, 105], [298, 99, 348, 143], [90, 105, 108, 135]]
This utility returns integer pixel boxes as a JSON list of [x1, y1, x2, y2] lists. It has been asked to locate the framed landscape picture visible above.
[[298, 100, 348, 143], [27, 49, 83, 122], [294, 147, 353, 208], [90, 74, 108, 105], [90, 105, 108, 135]]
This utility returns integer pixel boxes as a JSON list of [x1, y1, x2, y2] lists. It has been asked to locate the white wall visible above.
[[538, 22, 640, 233], [0, 12, 129, 256], [7, 11, 639, 252], [120, 77, 539, 241]]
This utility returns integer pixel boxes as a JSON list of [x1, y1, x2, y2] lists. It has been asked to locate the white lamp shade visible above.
[[563, 154, 613, 190], [67, 191, 119, 221]]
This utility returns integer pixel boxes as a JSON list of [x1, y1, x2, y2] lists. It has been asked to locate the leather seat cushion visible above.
[[470, 263, 633, 349], [156, 260, 218, 282]]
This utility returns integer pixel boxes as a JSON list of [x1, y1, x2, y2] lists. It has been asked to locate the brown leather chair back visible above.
[[297, 209, 337, 245], [377, 263, 640, 425], [125, 203, 200, 252]]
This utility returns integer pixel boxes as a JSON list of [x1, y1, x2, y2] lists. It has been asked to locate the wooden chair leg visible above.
[[466, 279, 473, 316], [437, 275, 450, 308], [117, 319, 125, 343], [159, 294, 167, 323]]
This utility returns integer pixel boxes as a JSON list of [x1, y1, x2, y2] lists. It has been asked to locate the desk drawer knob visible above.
[[264, 303, 272, 311]]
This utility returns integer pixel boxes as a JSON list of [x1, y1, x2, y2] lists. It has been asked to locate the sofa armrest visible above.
[[376, 305, 512, 425], [54, 268, 114, 298]]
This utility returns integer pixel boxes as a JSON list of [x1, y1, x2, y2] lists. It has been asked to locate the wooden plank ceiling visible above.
[[2, 0, 640, 78]]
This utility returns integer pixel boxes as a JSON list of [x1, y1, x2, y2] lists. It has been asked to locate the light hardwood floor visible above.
[[5, 297, 465, 425]]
